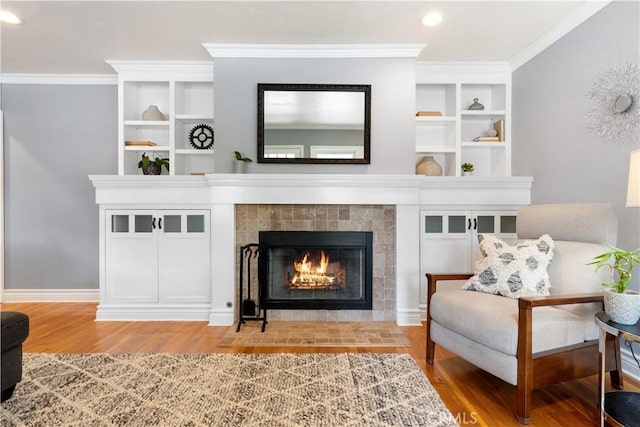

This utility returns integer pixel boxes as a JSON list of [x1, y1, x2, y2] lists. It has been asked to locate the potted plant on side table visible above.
[[138, 153, 170, 175], [589, 245, 640, 325]]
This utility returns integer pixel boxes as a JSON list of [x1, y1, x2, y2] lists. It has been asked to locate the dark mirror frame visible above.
[[257, 83, 371, 164]]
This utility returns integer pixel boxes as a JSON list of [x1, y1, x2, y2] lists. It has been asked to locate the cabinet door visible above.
[[157, 210, 211, 303], [470, 211, 518, 265], [105, 212, 159, 303], [420, 210, 473, 276]]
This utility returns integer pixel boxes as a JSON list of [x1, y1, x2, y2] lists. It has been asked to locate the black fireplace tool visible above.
[[237, 244, 267, 332]]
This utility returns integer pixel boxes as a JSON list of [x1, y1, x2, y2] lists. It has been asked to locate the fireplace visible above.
[[259, 231, 373, 310]]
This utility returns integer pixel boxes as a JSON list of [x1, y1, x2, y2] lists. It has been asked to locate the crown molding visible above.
[[0, 74, 117, 85], [203, 44, 426, 59], [105, 60, 214, 81], [510, 1, 611, 71]]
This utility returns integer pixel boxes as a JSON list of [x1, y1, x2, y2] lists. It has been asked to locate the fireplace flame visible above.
[[290, 251, 338, 288]]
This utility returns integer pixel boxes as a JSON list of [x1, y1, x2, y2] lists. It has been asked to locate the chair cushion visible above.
[[462, 234, 554, 298], [430, 289, 585, 355]]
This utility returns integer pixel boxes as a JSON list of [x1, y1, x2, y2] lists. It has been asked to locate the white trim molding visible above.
[[510, 1, 611, 71], [0, 74, 117, 85], [2, 289, 99, 302], [105, 60, 214, 81], [203, 43, 426, 59]]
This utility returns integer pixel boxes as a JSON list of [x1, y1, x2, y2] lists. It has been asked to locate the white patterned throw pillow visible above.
[[462, 234, 555, 298]]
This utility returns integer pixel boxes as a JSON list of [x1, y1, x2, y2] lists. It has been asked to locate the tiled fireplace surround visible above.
[[235, 204, 396, 321]]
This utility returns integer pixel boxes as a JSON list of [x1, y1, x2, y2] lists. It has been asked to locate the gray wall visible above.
[[513, 0, 640, 290], [2, 84, 117, 289], [213, 58, 416, 174]]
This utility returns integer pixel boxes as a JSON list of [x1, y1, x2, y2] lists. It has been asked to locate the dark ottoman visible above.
[[1, 311, 30, 401]]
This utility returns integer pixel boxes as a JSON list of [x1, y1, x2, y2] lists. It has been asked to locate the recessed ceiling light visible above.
[[421, 11, 443, 27], [0, 10, 21, 25]]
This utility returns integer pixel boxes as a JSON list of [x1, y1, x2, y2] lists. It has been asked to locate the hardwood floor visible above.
[[2, 302, 638, 426]]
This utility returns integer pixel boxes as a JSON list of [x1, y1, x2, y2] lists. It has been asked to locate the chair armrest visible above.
[[426, 273, 473, 301], [518, 292, 604, 309]]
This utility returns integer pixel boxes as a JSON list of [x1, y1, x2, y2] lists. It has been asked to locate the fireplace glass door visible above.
[[259, 231, 372, 310]]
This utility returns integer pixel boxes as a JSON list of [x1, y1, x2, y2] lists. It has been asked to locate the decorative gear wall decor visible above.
[[189, 124, 214, 149]]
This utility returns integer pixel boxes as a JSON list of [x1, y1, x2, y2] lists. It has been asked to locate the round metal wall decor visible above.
[[586, 62, 639, 146], [188, 124, 214, 149]]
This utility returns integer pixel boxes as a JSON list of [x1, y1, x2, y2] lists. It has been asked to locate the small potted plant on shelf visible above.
[[138, 153, 170, 175], [589, 245, 640, 325], [461, 162, 474, 176], [234, 151, 253, 174]]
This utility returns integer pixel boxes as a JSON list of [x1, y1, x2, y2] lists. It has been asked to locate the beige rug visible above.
[[219, 321, 411, 347], [2, 353, 457, 426]]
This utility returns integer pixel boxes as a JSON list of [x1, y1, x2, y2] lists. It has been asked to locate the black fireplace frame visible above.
[[258, 231, 373, 310]]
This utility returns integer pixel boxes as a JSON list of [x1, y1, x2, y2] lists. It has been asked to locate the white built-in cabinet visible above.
[[415, 64, 512, 177], [105, 210, 211, 305], [107, 61, 215, 175], [419, 209, 518, 304]]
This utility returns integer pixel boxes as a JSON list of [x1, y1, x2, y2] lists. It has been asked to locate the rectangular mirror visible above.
[[257, 83, 371, 164]]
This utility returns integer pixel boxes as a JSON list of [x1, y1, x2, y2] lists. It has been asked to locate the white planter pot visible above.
[[603, 289, 640, 325], [234, 160, 247, 174]]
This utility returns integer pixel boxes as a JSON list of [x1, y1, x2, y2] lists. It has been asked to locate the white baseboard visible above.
[[1, 289, 99, 302], [396, 309, 422, 326], [208, 310, 235, 326], [96, 303, 211, 321]]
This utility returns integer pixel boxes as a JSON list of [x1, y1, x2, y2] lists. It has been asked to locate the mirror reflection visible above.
[[257, 84, 371, 164]]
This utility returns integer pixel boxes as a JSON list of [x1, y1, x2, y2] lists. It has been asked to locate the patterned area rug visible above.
[[2, 353, 457, 427]]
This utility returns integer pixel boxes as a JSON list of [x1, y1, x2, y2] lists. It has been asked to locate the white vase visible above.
[[462, 171, 473, 176], [234, 160, 247, 174], [142, 105, 166, 121], [415, 156, 442, 176], [603, 289, 640, 325]]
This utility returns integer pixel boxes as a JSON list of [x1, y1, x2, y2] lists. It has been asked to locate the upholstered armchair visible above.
[[1, 311, 30, 402], [425, 204, 623, 424]]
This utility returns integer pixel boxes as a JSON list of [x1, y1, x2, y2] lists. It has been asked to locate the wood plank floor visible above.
[[2, 302, 638, 426]]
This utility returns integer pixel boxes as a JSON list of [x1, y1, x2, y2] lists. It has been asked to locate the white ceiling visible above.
[[0, 1, 610, 75]]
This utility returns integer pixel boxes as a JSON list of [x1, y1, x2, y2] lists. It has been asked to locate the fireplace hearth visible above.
[[259, 231, 373, 310]]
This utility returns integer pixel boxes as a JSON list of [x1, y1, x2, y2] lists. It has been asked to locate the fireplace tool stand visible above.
[[236, 244, 268, 332]]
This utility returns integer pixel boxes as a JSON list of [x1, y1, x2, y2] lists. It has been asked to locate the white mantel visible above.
[[90, 174, 532, 325]]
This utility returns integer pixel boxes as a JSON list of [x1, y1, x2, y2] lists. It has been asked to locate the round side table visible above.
[[595, 311, 640, 427]]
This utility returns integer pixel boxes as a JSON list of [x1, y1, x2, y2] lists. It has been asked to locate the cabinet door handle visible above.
[[152, 217, 156, 229], [158, 218, 162, 230], [467, 218, 472, 230], [473, 218, 478, 230]]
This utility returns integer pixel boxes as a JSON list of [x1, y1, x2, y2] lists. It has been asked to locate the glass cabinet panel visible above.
[[448, 216, 467, 233], [187, 215, 205, 233], [135, 215, 153, 233], [500, 215, 517, 234], [477, 216, 495, 233], [425, 216, 443, 233], [111, 215, 129, 233], [163, 215, 181, 233]]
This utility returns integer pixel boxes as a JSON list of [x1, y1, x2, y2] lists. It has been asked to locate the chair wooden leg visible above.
[[516, 300, 534, 424], [426, 329, 436, 365]]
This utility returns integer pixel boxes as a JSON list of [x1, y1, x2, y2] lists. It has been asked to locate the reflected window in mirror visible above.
[[257, 83, 371, 164]]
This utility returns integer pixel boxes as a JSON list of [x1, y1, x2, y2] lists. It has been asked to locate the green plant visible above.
[[588, 245, 640, 293], [234, 151, 253, 162], [461, 162, 474, 172], [138, 153, 170, 172]]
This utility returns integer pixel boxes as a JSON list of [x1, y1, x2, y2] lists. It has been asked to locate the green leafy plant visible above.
[[588, 245, 640, 293], [461, 162, 474, 172], [138, 153, 170, 172], [234, 151, 253, 162]]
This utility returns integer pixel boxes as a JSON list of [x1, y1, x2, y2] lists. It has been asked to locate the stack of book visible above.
[[473, 136, 500, 142], [415, 111, 442, 117]]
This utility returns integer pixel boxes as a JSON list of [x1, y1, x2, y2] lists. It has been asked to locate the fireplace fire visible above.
[[289, 251, 345, 289], [259, 231, 372, 310]]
